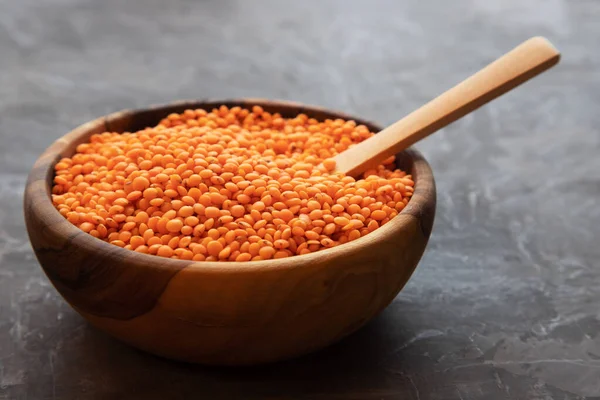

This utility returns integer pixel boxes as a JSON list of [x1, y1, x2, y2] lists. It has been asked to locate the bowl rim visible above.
[[25, 98, 435, 273]]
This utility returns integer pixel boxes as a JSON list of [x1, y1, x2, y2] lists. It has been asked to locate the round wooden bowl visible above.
[[24, 99, 436, 365]]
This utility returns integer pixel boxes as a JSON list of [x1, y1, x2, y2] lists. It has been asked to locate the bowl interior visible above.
[[31, 99, 432, 270]]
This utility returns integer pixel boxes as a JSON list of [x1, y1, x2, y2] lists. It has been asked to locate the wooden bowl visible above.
[[24, 99, 436, 365]]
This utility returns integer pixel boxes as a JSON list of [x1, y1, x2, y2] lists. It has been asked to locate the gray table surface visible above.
[[2, 0, 599, 399]]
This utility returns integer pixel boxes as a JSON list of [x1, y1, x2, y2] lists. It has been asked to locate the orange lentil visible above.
[[179, 249, 194, 260], [52, 106, 413, 261], [193, 253, 206, 261], [309, 209, 323, 220], [205, 206, 220, 218], [121, 221, 136, 231], [236, 252, 252, 261], [371, 210, 387, 221], [331, 204, 344, 213], [274, 250, 289, 259], [248, 242, 261, 256], [305, 230, 320, 240], [218, 246, 231, 259], [184, 216, 199, 227], [143, 234, 160, 246], [157, 245, 174, 258], [130, 236, 145, 249], [367, 220, 379, 232], [168, 236, 180, 249], [178, 206, 194, 218], [323, 158, 336, 171], [348, 229, 361, 241], [135, 245, 149, 254], [207, 240, 223, 257], [165, 219, 183, 233], [258, 246, 275, 259], [132, 176, 150, 191], [79, 222, 94, 233], [230, 205, 245, 218], [274, 239, 289, 249]]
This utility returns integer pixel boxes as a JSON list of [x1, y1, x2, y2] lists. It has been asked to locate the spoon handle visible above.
[[333, 36, 560, 176]]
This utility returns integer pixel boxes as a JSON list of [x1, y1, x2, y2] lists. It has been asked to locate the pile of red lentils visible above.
[[52, 106, 414, 261]]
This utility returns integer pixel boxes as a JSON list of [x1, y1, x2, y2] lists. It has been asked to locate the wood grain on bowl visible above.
[[24, 99, 435, 365]]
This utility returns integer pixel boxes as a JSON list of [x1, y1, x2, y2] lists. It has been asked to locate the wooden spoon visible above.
[[333, 36, 560, 177]]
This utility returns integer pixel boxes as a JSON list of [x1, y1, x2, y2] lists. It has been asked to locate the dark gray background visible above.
[[1, 0, 599, 399]]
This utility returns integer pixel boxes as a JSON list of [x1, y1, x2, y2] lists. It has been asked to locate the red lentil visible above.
[[52, 106, 414, 261]]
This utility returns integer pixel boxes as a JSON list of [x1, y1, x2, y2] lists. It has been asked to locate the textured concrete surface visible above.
[[1, 0, 599, 399]]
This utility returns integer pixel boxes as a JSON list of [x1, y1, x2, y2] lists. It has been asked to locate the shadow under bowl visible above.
[[24, 99, 436, 365]]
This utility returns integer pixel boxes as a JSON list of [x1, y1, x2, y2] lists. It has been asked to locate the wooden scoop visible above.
[[333, 36, 560, 177]]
